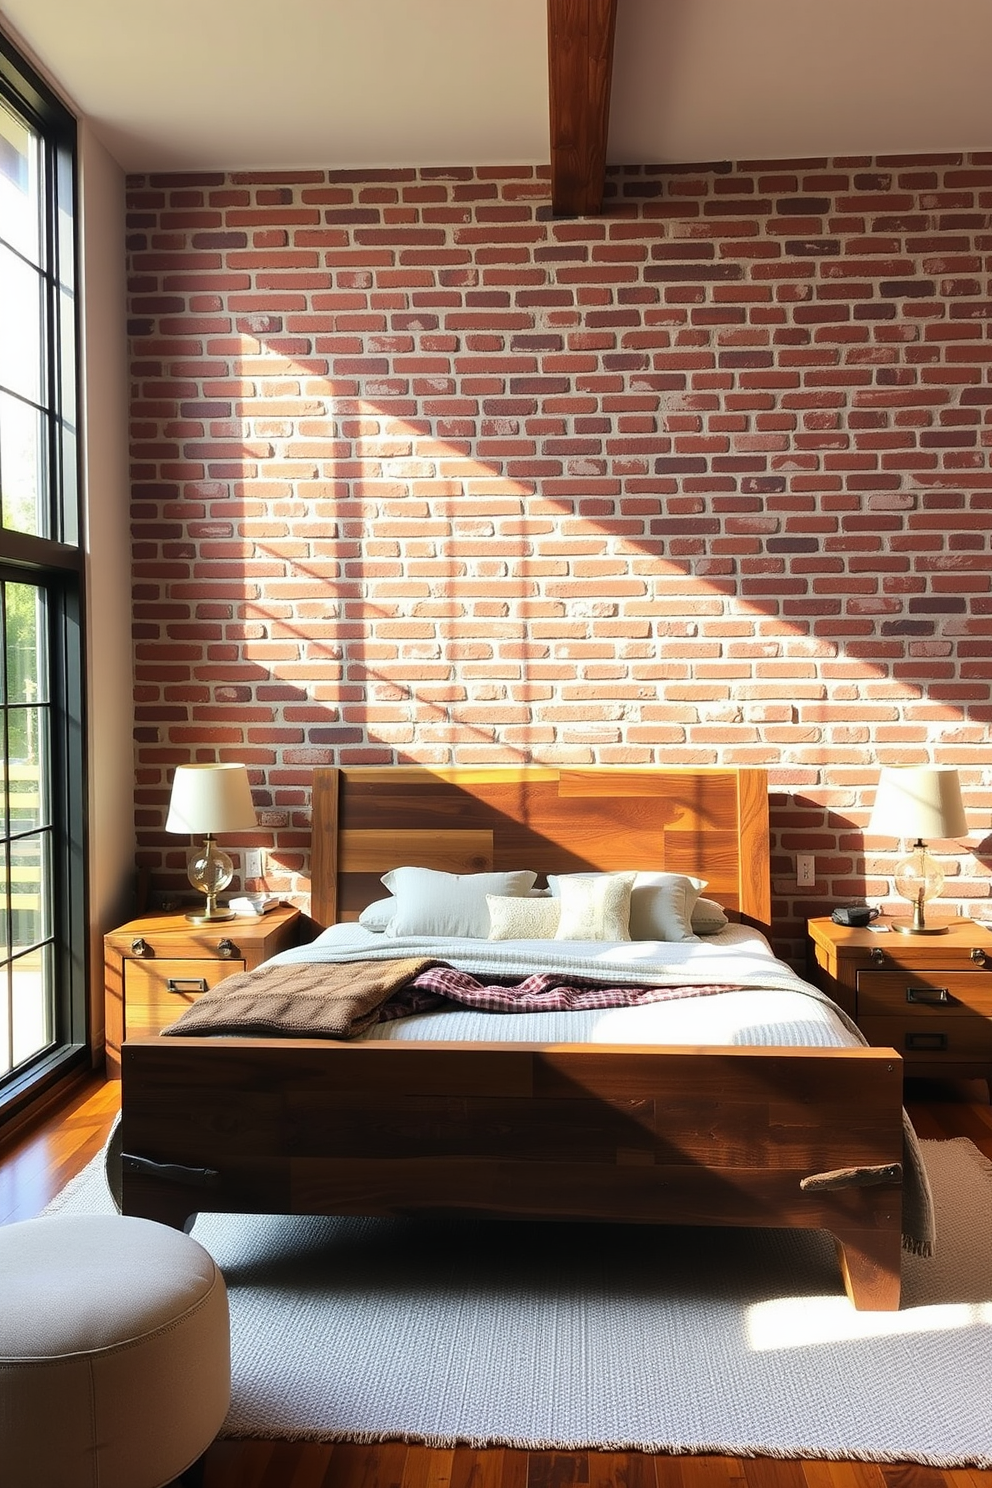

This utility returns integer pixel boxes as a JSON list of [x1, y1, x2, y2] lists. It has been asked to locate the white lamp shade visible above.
[[868, 766, 967, 842], [165, 763, 257, 834]]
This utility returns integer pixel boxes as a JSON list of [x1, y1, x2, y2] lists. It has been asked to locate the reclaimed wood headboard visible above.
[[309, 766, 771, 933]]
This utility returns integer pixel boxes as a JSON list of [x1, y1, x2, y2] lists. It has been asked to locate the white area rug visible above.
[[45, 1137, 992, 1464]]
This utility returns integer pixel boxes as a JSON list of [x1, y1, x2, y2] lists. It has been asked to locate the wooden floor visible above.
[[3, 1073, 992, 1488]]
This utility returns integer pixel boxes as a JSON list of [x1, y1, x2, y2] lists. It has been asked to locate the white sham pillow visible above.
[[552, 872, 635, 942], [487, 894, 562, 940], [379, 867, 537, 938], [628, 871, 707, 942], [691, 896, 729, 934]]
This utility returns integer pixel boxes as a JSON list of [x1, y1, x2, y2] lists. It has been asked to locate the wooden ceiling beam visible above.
[[547, 0, 618, 217]]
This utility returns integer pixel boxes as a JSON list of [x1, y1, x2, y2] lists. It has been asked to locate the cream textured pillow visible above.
[[379, 867, 537, 938], [487, 894, 561, 940], [553, 872, 635, 942], [628, 872, 707, 942]]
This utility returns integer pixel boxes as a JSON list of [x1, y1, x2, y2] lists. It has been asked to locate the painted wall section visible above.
[[126, 158, 992, 962], [80, 120, 135, 1051]]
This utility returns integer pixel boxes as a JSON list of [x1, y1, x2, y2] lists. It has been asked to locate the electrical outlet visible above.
[[244, 849, 263, 882], [796, 853, 816, 887]]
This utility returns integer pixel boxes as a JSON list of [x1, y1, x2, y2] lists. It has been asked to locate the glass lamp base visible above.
[[185, 836, 235, 923]]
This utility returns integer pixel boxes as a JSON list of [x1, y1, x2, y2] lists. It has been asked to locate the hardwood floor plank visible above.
[[403, 1446, 457, 1488], [653, 1456, 686, 1488], [321, 1442, 410, 1488], [799, 1464, 835, 1488], [743, 1460, 808, 1488], [678, 1457, 748, 1488], [500, 1450, 530, 1488], [202, 1438, 277, 1488], [589, 1453, 658, 1488], [818, 1463, 888, 1488], [527, 1454, 591, 1488], [627, 1452, 673, 1488], [879, 1467, 952, 1488]]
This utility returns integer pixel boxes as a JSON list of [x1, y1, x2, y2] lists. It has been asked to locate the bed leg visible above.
[[833, 1228, 902, 1311]]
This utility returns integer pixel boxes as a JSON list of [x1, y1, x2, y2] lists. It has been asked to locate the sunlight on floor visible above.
[[747, 1296, 992, 1351]]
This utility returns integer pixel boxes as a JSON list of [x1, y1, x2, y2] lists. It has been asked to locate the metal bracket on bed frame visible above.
[[122, 1153, 221, 1188], [799, 1161, 902, 1193]]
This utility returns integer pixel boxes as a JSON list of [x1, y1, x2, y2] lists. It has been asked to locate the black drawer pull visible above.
[[166, 977, 209, 995], [905, 985, 949, 1005], [905, 1031, 948, 1051]]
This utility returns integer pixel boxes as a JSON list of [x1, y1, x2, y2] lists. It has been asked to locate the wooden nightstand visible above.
[[808, 915, 992, 1078], [104, 904, 304, 1076]]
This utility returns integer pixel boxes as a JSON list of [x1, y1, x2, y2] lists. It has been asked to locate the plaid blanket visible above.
[[378, 965, 738, 1020]]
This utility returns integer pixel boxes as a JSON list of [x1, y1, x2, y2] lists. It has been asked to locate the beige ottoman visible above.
[[0, 1213, 230, 1488]]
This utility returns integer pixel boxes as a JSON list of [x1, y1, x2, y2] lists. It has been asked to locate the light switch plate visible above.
[[244, 849, 263, 881]]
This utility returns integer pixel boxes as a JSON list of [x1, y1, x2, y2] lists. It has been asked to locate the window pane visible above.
[[12, 829, 50, 954], [11, 943, 53, 1071], [0, 844, 7, 962], [0, 97, 40, 264], [56, 147, 73, 291], [6, 582, 48, 706], [9, 714, 48, 830], [0, 390, 47, 537], [0, 243, 43, 404]]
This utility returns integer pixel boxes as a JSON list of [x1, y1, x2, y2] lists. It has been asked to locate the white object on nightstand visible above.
[[228, 894, 280, 917]]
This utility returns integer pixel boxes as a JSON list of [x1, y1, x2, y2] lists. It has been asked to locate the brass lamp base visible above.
[[890, 918, 950, 935], [184, 889, 235, 924]]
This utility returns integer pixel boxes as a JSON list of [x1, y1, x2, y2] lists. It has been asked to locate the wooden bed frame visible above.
[[120, 766, 906, 1310]]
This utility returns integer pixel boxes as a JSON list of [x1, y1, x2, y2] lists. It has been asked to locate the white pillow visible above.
[[358, 897, 393, 932], [628, 872, 707, 942], [691, 896, 729, 934], [379, 867, 537, 938], [552, 872, 635, 942], [487, 895, 561, 940], [360, 883, 551, 933]]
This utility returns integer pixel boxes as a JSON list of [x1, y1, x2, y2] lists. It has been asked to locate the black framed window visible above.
[[0, 37, 84, 1111]]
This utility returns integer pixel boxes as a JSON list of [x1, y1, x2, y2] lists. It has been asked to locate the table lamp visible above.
[[165, 763, 257, 923], [868, 765, 967, 934]]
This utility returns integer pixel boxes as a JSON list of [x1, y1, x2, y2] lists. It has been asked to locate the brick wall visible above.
[[126, 155, 992, 962]]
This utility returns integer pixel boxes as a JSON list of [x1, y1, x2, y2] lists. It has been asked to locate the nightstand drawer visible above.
[[859, 1014, 992, 1061], [124, 958, 244, 1036], [857, 970, 992, 1017]]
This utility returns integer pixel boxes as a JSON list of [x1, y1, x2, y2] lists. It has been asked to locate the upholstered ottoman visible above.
[[0, 1213, 230, 1488]]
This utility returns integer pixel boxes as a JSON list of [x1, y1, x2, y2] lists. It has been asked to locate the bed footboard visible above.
[[120, 1039, 904, 1311]]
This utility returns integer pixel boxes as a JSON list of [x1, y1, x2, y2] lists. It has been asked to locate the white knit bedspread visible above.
[[267, 922, 861, 1049]]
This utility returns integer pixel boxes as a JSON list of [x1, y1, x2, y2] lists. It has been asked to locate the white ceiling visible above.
[[2, 0, 991, 176]]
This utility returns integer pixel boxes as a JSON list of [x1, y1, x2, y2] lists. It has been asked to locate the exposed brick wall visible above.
[[126, 155, 992, 963]]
